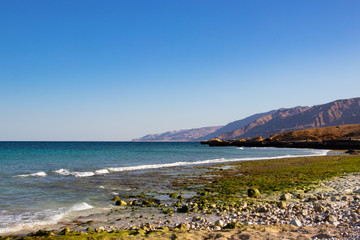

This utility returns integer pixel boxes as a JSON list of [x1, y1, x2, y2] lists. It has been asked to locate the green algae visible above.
[[3, 155, 360, 240], [172, 155, 360, 204]]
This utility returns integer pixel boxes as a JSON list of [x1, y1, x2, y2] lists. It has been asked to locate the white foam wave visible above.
[[107, 150, 329, 172], [15, 171, 47, 178], [53, 168, 95, 177], [0, 202, 93, 235], [53, 149, 329, 178], [95, 169, 109, 175]]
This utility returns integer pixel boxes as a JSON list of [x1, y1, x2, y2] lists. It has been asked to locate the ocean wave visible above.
[[0, 202, 93, 235], [107, 149, 329, 173], [50, 149, 330, 178], [53, 168, 95, 177], [14, 171, 47, 178], [95, 169, 109, 175]]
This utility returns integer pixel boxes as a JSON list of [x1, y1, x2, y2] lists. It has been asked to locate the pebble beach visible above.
[[3, 154, 360, 240]]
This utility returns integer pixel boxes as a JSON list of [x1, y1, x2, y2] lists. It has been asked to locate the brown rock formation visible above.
[[218, 98, 360, 140]]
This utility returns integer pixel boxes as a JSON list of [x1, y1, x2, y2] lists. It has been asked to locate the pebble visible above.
[[290, 218, 302, 227]]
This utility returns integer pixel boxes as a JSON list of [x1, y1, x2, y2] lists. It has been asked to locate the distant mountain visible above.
[[197, 110, 277, 140], [218, 97, 360, 139], [132, 97, 360, 142], [132, 126, 222, 142]]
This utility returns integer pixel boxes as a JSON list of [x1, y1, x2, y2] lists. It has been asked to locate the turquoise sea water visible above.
[[0, 142, 328, 234]]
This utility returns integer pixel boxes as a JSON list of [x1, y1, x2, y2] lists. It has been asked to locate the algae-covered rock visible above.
[[169, 193, 178, 198], [133, 229, 146, 235], [248, 188, 261, 198], [177, 205, 190, 213], [197, 190, 208, 196], [176, 223, 190, 230], [116, 200, 127, 206], [223, 222, 242, 229], [177, 195, 185, 199], [60, 226, 70, 235], [162, 208, 173, 215], [31, 230, 54, 236]]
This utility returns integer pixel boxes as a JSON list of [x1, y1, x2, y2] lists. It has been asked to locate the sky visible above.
[[0, 0, 359, 141]]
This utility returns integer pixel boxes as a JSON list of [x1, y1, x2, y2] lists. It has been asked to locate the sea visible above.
[[0, 141, 329, 235]]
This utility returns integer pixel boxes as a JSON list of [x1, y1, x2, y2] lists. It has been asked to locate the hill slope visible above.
[[197, 110, 276, 140], [269, 124, 360, 141], [218, 97, 360, 139], [133, 97, 360, 142]]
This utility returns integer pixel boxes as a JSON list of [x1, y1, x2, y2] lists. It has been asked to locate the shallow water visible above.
[[0, 142, 328, 234]]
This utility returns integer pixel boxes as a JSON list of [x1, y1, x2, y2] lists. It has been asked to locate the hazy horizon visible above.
[[1, 1, 359, 141]]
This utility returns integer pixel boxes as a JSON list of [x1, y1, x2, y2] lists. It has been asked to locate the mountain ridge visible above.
[[132, 97, 360, 142]]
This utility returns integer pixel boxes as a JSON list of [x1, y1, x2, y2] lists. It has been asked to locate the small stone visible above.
[[258, 206, 268, 212], [248, 188, 260, 198], [343, 189, 353, 195], [277, 201, 287, 209], [341, 196, 350, 201], [177, 205, 190, 213], [176, 223, 190, 230], [307, 195, 318, 202], [280, 193, 292, 201], [215, 219, 224, 227], [177, 195, 185, 199], [324, 214, 337, 223], [213, 226, 222, 231], [169, 193, 178, 198], [290, 218, 302, 227], [296, 193, 305, 199], [330, 196, 337, 201], [115, 200, 127, 206], [314, 203, 326, 213], [95, 226, 105, 233]]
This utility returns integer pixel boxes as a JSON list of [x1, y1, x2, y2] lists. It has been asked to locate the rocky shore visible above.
[[201, 138, 360, 151], [2, 155, 360, 239]]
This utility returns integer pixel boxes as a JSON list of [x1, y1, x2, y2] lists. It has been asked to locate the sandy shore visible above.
[[2, 155, 360, 239]]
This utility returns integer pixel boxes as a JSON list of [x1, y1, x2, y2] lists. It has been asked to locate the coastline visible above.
[[2, 154, 360, 239]]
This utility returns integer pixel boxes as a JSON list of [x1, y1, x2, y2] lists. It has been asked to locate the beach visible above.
[[2, 152, 360, 239]]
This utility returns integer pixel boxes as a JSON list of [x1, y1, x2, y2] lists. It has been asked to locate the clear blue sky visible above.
[[1, 0, 359, 141]]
